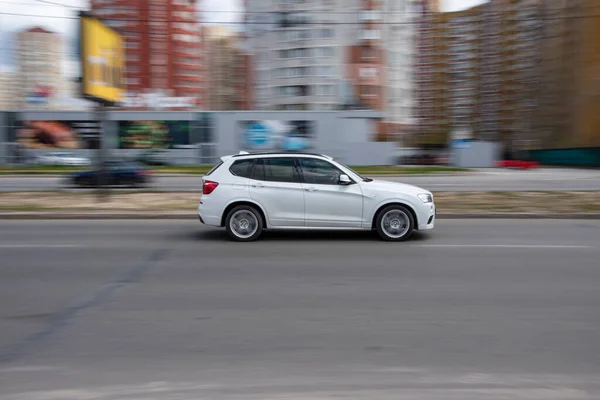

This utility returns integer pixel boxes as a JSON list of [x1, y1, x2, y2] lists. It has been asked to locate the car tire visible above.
[[225, 205, 264, 242], [375, 204, 415, 242]]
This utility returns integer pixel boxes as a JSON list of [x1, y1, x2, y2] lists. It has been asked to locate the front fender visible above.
[[367, 197, 422, 227]]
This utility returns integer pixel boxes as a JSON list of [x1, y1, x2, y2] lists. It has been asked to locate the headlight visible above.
[[417, 193, 433, 203]]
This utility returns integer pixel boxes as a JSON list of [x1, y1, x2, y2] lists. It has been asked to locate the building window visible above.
[[152, 65, 167, 75], [360, 10, 382, 21], [319, 28, 334, 39], [279, 29, 310, 42], [391, 0, 405, 11], [279, 48, 311, 58], [359, 67, 378, 79], [361, 85, 378, 96], [360, 29, 381, 40], [319, 47, 334, 57], [173, 33, 199, 43], [317, 66, 335, 77], [173, 10, 194, 19], [278, 66, 312, 78], [362, 47, 376, 60], [151, 54, 168, 65], [172, 0, 192, 6]]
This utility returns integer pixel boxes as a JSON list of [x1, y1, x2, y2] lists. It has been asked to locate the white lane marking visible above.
[[0, 244, 80, 249], [415, 244, 591, 249]]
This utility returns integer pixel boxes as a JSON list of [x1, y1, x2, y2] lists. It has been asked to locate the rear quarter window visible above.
[[229, 159, 255, 178], [205, 160, 224, 176]]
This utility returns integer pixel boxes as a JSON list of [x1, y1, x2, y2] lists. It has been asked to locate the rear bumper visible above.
[[197, 202, 222, 227]]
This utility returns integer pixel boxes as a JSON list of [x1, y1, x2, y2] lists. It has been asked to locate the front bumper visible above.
[[417, 202, 436, 230]]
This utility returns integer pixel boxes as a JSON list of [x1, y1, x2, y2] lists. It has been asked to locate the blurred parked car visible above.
[[37, 152, 91, 166], [135, 149, 171, 166], [68, 161, 153, 188]]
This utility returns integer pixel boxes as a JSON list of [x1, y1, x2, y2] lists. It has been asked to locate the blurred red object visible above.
[[496, 160, 540, 169]]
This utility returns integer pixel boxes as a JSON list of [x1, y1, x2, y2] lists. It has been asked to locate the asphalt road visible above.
[[1, 168, 600, 192], [1, 220, 600, 399]]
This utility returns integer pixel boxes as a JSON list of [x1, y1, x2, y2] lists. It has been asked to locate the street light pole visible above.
[[95, 103, 109, 202]]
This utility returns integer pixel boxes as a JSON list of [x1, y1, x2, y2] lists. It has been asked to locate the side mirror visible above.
[[339, 174, 352, 185]]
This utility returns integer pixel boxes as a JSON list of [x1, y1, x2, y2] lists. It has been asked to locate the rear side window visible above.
[[229, 159, 254, 178], [205, 160, 223, 176], [252, 158, 298, 183]]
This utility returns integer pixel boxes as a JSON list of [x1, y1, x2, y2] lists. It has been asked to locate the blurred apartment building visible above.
[[413, 0, 542, 148], [534, 0, 600, 150], [203, 26, 253, 110], [414, 0, 599, 152], [91, 0, 206, 108], [0, 27, 67, 111], [244, 0, 421, 140], [0, 70, 18, 110]]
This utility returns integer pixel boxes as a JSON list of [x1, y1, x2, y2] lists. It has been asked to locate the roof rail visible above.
[[231, 151, 333, 158]]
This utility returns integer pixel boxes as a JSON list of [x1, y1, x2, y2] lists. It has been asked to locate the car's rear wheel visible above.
[[375, 205, 414, 242], [225, 205, 263, 242]]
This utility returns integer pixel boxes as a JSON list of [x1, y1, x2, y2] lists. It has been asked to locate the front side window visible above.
[[252, 158, 298, 183], [299, 158, 346, 185]]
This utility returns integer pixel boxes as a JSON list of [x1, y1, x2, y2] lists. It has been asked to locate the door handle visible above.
[[305, 187, 317, 192], [252, 183, 265, 188]]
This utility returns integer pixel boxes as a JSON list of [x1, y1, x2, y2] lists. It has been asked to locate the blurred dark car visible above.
[[135, 150, 171, 166], [68, 161, 153, 188]]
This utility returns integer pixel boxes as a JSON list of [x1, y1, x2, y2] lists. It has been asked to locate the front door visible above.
[[298, 158, 364, 228], [247, 157, 305, 227]]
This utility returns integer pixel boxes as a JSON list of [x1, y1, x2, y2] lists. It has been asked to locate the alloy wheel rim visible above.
[[230, 210, 259, 239], [381, 210, 410, 238]]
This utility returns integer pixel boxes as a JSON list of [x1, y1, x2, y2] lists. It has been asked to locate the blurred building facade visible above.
[[413, 0, 543, 149], [534, 0, 600, 150], [0, 71, 18, 110], [91, 0, 206, 108], [244, 0, 420, 140], [204, 26, 253, 110], [14, 27, 65, 110]]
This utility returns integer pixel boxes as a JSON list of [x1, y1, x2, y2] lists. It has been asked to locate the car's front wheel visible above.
[[375, 204, 414, 242], [225, 205, 264, 242]]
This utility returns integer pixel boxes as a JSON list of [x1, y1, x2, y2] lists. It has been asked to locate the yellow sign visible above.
[[79, 12, 124, 105]]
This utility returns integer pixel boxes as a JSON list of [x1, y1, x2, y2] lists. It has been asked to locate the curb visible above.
[[1, 212, 599, 220], [0, 173, 469, 178]]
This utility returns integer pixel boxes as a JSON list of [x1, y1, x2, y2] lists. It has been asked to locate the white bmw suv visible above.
[[198, 152, 435, 242]]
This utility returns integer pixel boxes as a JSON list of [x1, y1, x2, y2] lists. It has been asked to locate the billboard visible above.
[[79, 12, 125, 105], [118, 121, 191, 149], [14, 120, 101, 150], [238, 120, 314, 151]]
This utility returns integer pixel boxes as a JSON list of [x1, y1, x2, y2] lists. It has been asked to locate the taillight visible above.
[[203, 180, 219, 195]]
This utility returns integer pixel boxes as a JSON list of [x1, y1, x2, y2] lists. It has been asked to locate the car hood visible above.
[[362, 178, 431, 196]]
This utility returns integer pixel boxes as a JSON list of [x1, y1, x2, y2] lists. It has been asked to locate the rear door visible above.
[[247, 157, 305, 227]]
